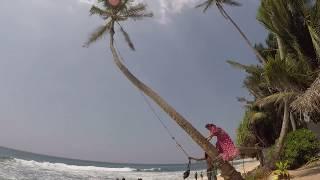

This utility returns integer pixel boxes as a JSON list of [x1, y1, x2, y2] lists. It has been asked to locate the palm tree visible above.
[[256, 92, 297, 163], [229, 48, 314, 165], [85, 0, 243, 179], [196, 0, 266, 64], [230, 0, 320, 169], [258, 53, 315, 158], [257, 0, 319, 68]]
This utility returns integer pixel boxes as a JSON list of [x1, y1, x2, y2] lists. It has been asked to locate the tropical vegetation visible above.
[[281, 129, 320, 169], [232, 0, 320, 168], [272, 161, 290, 180]]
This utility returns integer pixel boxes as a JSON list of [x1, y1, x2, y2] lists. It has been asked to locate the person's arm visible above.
[[206, 134, 214, 141]]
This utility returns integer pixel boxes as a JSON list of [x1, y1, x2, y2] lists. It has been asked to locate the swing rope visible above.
[[242, 158, 246, 174], [139, 91, 190, 158], [113, 41, 190, 158]]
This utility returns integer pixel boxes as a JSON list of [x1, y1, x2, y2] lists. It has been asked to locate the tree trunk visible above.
[[220, 6, 266, 64], [290, 112, 296, 131], [109, 35, 243, 180], [276, 35, 286, 60], [273, 100, 290, 161]]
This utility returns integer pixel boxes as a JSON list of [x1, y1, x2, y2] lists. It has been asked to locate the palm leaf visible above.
[[223, 0, 241, 6], [255, 92, 298, 107], [196, 1, 215, 13], [84, 21, 113, 47], [250, 112, 268, 123], [196, 0, 240, 13], [124, 3, 153, 20], [90, 5, 111, 19], [119, 25, 135, 50]]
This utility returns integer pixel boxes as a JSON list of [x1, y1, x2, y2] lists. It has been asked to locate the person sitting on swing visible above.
[[189, 152, 218, 180], [205, 123, 239, 161]]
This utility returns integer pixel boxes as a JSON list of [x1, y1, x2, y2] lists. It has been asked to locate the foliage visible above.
[[257, 0, 319, 69], [85, 0, 153, 49], [281, 129, 320, 169], [265, 145, 275, 162], [272, 161, 290, 180], [244, 166, 272, 180], [236, 106, 278, 147], [231, 1, 320, 162], [196, 0, 241, 13], [236, 110, 257, 147]]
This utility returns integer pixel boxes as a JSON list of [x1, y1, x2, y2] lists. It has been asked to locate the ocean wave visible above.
[[139, 168, 162, 172], [0, 156, 13, 161], [13, 158, 137, 172], [0, 158, 184, 180]]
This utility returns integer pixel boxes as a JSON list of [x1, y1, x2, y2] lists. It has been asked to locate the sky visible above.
[[0, 0, 267, 164]]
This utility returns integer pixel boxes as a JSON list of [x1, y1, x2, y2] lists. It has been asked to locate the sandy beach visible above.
[[215, 160, 261, 180]]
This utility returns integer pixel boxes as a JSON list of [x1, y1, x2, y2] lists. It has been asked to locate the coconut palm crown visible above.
[[196, 0, 267, 64], [196, 0, 241, 14], [84, 0, 153, 50]]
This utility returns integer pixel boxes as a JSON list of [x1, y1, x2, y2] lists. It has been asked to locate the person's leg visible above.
[[207, 168, 212, 180], [211, 163, 218, 180]]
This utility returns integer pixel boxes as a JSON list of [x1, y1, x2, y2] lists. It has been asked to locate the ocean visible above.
[[0, 146, 251, 180]]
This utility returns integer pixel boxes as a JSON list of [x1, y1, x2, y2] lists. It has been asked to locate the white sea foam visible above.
[[140, 168, 162, 172], [0, 157, 258, 180], [14, 158, 136, 172], [0, 158, 185, 180]]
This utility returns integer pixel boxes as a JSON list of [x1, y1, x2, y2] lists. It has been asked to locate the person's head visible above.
[[205, 123, 215, 130]]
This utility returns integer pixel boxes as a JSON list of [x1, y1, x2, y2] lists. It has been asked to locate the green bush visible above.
[[273, 161, 290, 179], [281, 129, 320, 169], [236, 110, 256, 147]]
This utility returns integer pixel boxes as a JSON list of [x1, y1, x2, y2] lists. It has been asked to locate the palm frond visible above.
[[291, 74, 320, 113], [223, 0, 241, 7], [250, 112, 268, 123], [90, 5, 111, 19], [195, 1, 210, 9], [123, 3, 153, 20], [119, 25, 135, 50], [196, 0, 215, 12], [84, 21, 113, 47], [255, 92, 298, 107], [196, 0, 240, 13], [227, 60, 261, 74]]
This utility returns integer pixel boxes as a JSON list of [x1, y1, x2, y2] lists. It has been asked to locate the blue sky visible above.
[[0, 0, 266, 163]]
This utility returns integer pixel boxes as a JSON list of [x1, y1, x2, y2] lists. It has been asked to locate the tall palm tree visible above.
[[196, 0, 266, 64], [256, 92, 297, 162], [85, 0, 243, 179], [229, 49, 314, 165]]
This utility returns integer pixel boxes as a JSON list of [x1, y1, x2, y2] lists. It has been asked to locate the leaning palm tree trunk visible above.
[[273, 100, 290, 161], [109, 34, 243, 180], [289, 112, 296, 131], [219, 6, 266, 64]]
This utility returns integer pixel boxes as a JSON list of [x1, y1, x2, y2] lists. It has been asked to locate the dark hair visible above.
[[205, 124, 215, 128]]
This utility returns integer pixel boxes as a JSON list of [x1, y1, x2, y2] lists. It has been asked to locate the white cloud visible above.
[[79, 0, 95, 5], [157, 0, 201, 24]]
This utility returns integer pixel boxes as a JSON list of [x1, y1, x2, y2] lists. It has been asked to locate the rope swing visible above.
[[113, 43, 193, 178]]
